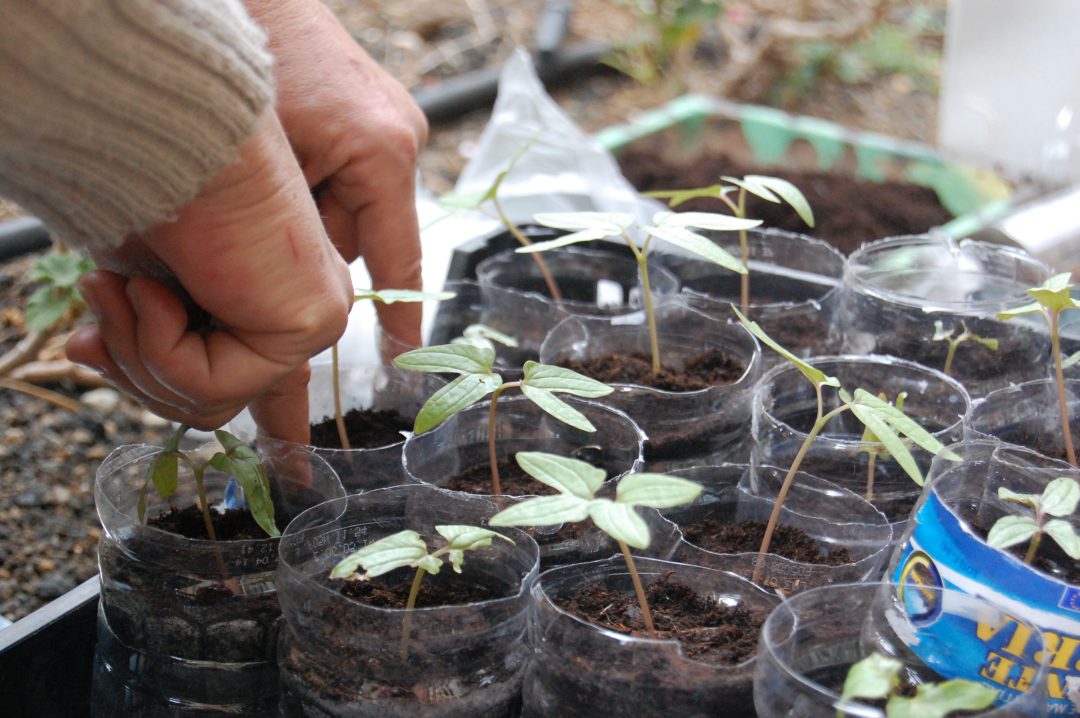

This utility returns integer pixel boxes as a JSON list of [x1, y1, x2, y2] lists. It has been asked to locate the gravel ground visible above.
[[0, 0, 943, 623]]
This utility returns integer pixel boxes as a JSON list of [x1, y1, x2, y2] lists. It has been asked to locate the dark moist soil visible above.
[[337, 573, 508, 608], [147, 504, 273, 541], [557, 573, 763, 666], [682, 518, 853, 566], [618, 148, 954, 256], [309, 408, 411, 450], [557, 348, 746, 391], [442, 456, 552, 496]]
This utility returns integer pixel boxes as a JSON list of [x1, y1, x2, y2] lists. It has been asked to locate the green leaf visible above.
[[457, 324, 519, 348], [849, 402, 924, 486], [515, 229, 615, 253], [587, 499, 651, 549], [1063, 350, 1080, 369], [211, 452, 279, 538], [515, 451, 606, 498], [643, 184, 728, 208], [1041, 476, 1080, 517], [148, 451, 179, 499], [489, 494, 591, 527], [213, 429, 248, 455], [393, 343, 495, 375], [997, 487, 1040, 510], [986, 515, 1038, 550], [436, 524, 513, 551], [722, 175, 780, 204], [522, 361, 612, 397], [744, 175, 815, 228], [413, 373, 501, 434], [354, 289, 456, 304], [840, 652, 902, 703], [615, 473, 702, 508], [1026, 272, 1079, 314], [886, 679, 998, 718], [852, 389, 956, 460], [732, 305, 839, 388], [25, 286, 71, 332], [931, 320, 951, 342], [643, 222, 748, 275], [1044, 519, 1080, 559], [657, 210, 764, 233], [532, 211, 635, 234], [329, 530, 430, 580], [29, 252, 94, 287], [520, 385, 597, 432], [997, 301, 1043, 320]]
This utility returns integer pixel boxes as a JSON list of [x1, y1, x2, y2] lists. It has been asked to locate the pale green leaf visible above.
[[931, 320, 950, 341], [643, 184, 727, 208], [642, 224, 747, 274], [997, 301, 1043, 320], [446, 548, 465, 573], [722, 175, 780, 203], [997, 487, 1040, 510], [393, 343, 495, 375], [745, 175, 815, 228], [973, 334, 999, 351], [852, 389, 956, 460], [417, 554, 443, 575], [1025, 272, 1079, 314], [849, 403, 924, 486], [515, 228, 615, 253], [1044, 519, 1080, 559], [353, 289, 456, 304], [460, 324, 519, 348], [435, 524, 513, 551], [520, 385, 597, 432], [30, 252, 94, 287], [615, 473, 702, 508], [25, 287, 71, 332], [522, 361, 612, 397], [515, 451, 606, 498], [1063, 350, 1080, 369], [887, 679, 998, 718], [587, 499, 651, 549], [732, 305, 839, 388], [1041, 476, 1080, 517], [489, 494, 591, 527], [210, 453, 279, 538], [413, 373, 501, 434], [654, 210, 763, 232], [532, 211, 635, 234], [438, 187, 487, 210], [840, 652, 902, 703], [986, 515, 1038, 550], [329, 530, 429, 580]]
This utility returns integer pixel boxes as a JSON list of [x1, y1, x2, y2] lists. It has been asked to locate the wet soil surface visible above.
[[682, 518, 854, 566], [309, 408, 412, 450], [558, 349, 747, 391]]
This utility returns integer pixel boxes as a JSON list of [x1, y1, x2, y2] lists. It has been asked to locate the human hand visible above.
[[66, 111, 354, 444], [246, 0, 429, 348]]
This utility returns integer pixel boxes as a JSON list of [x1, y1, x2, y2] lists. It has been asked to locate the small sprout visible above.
[[647, 173, 814, 310], [733, 306, 957, 584], [524, 209, 760, 374], [394, 343, 612, 498], [490, 451, 702, 637], [840, 651, 998, 718], [999, 273, 1080, 466], [25, 251, 95, 332], [987, 476, 1080, 565], [139, 426, 279, 540], [931, 320, 998, 377], [330, 524, 513, 658], [331, 288, 455, 451]]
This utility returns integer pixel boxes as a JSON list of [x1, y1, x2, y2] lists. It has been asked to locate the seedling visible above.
[[393, 343, 612, 499], [330, 524, 512, 658], [646, 174, 814, 310], [523, 209, 760, 374], [329, 288, 454, 451], [25, 250, 94, 332], [439, 135, 562, 301], [733, 306, 957, 584], [607, 0, 723, 84], [999, 273, 1080, 466], [450, 323, 519, 353], [839, 651, 998, 718], [931, 320, 998, 377], [489, 451, 702, 637], [987, 476, 1080, 566], [140, 425, 278, 540], [858, 392, 907, 501]]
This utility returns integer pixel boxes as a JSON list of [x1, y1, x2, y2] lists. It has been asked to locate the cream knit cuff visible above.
[[0, 0, 275, 252]]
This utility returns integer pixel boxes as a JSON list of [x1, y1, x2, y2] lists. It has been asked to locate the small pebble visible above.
[[80, 387, 120, 414]]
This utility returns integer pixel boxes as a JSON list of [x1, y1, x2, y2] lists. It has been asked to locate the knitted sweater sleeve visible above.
[[0, 0, 275, 252]]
